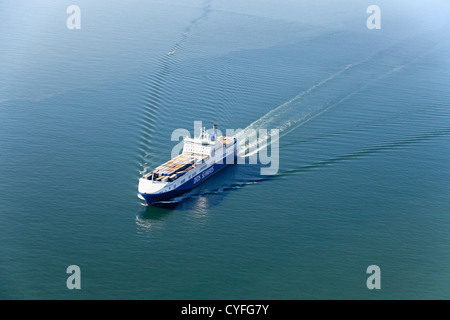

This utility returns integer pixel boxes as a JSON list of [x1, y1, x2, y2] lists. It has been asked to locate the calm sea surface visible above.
[[1, 0, 450, 299]]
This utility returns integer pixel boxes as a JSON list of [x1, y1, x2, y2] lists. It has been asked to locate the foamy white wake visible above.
[[234, 29, 445, 158], [235, 64, 355, 157]]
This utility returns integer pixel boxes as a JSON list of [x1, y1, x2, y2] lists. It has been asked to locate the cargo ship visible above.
[[138, 125, 238, 205]]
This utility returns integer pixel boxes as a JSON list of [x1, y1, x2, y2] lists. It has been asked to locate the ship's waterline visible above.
[[138, 125, 238, 205]]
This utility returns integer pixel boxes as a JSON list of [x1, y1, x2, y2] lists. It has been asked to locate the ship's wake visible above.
[[235, 30, 445, 158], [144, 125, 450, 209], [137, 24, 448, 211], [235, 63, 354, 157]]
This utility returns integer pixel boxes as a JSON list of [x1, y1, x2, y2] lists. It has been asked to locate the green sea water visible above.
[[1, 0, 450, 299]]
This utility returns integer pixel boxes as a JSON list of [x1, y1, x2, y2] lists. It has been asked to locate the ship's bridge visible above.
[[182, 137, 218, 156], [182, 125, 237, 156]]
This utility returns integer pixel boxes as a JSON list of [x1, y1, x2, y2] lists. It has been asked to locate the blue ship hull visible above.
[[139, 159, 232, 205]]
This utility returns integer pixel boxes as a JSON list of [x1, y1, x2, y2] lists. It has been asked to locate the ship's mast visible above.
[[198, 126, 206, 139]]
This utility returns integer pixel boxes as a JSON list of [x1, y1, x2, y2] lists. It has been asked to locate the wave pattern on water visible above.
[[138, 0, 214, 175], [136, 18, 449, 207], [235, 30, 448, 158], [278, 127, 450, 177]]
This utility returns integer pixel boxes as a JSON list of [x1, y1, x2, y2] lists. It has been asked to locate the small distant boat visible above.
[[138, 125, 238, 205], [168, 49, 176, 55]]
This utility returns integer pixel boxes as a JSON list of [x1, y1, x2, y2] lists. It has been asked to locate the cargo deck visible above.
[[138, 127, 239, 205], [144, 153, 208, 182]]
